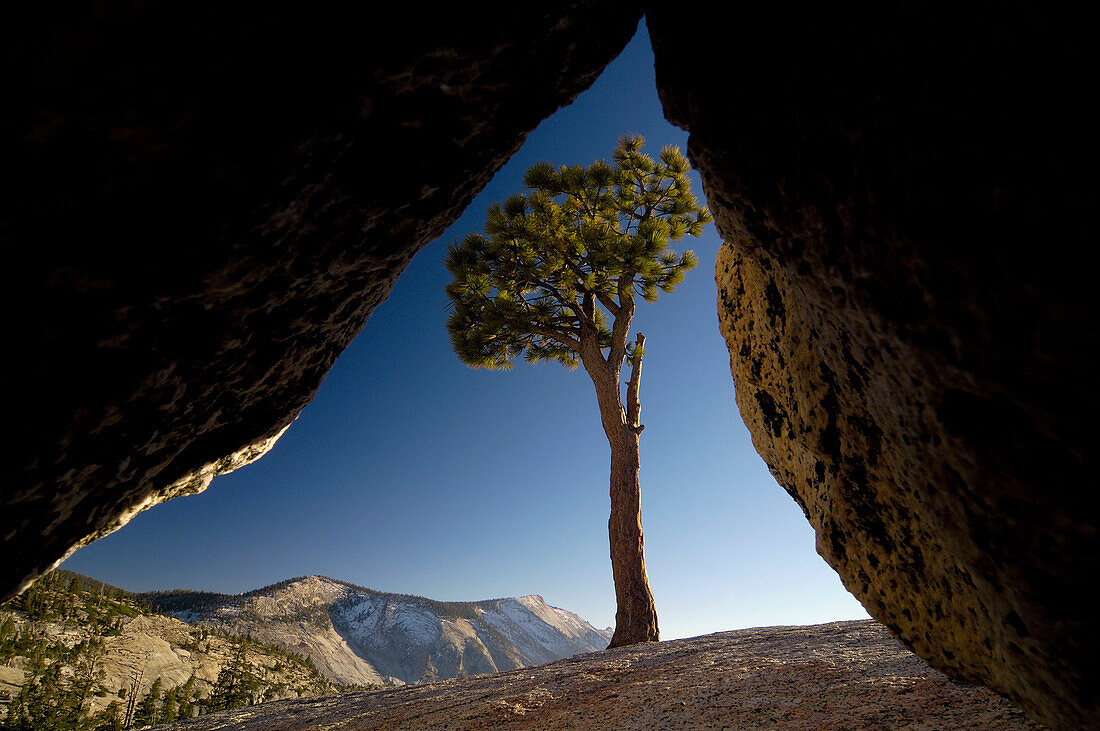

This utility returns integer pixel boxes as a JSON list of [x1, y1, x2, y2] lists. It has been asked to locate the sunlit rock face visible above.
[[0, 1, 643, 601], [649, 2, 1095, 728]]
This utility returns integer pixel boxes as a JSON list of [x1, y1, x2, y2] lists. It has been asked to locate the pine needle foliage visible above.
[[445, 135, 711, 372]]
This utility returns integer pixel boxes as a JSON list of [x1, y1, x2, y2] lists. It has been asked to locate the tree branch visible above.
[[595, 290, 620, 317], [532, 277, 579, 314], [581, 290, 597, 331], [608, 271, 636, 371], [532, 327, 581, 353], [626, 332, 645, 433]]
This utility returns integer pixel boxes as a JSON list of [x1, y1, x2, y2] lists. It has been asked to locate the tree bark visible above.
[[586, 332, 658, 648], [606, 426, 658, 646]]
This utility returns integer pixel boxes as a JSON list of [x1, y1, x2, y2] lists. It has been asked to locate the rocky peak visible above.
[[144, 576, 611, 687]]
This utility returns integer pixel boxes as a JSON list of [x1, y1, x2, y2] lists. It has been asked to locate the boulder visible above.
[[648, 2, 1095, 728], [0, 0, 643, 599]]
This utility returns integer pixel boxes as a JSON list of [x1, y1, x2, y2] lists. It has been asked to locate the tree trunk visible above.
[[586, 332, 658, 648], [606, 427, 658, 647]]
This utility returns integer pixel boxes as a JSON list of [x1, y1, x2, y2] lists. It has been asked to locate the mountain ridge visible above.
[[140, 575, 612, 687], [141, 574, 575, 622]]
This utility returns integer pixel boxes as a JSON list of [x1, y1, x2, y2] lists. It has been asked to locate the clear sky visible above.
[[62, 21, 869, 640]]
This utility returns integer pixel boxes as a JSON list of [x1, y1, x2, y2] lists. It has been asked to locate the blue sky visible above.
[[63, 21, 868, 640]]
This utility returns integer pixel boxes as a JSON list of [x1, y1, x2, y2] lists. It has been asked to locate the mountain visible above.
[[1, 570, 336, 729], [141, 576, 612, 686]]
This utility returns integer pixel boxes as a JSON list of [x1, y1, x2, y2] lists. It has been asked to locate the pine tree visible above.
[[131, 676, 161, 728], [3, 660, 76, 730], [209, 642, 256, 711], [160, 685, 179, 724], [0, 635, 104, 731], [445, 135, 711, 646], [92, 701, 122, 731], [68, 638, 104, 724], [175, 674, 198, 720]]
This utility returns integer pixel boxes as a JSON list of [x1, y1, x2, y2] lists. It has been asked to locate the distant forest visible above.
[[0, 570, 333, 730], [140, 575, 516, 622]]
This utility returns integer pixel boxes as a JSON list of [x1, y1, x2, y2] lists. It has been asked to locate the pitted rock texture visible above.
[[649, 2, 1094, 728], [0, 1, 643, 600], [158, 620, 1037, 730]]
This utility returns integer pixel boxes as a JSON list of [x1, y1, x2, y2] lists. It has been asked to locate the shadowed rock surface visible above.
[[157, 620, 1038, 730], [0, 0, 643, 600], [648, 2, 1095, 727]]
